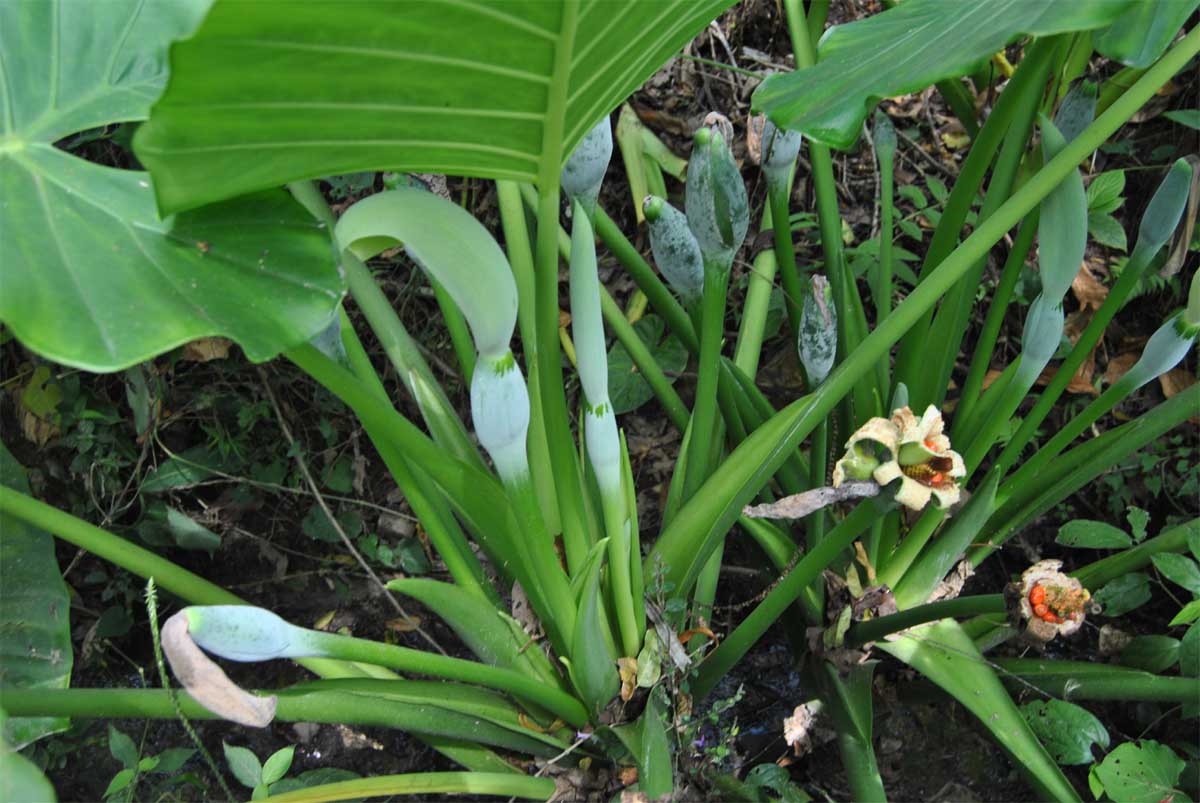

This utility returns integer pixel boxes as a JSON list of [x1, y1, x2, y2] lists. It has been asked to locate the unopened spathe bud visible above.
[[644, 195, 704, 305], [686, 116, 749, 268], [562, 116, 613, 218], [470, 350, 531, 484], [799, 275, 837, 385]]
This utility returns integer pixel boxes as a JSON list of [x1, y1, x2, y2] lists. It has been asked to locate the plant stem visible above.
[[255, 773, 556, 803], [768, 177, 804, 346], [784, 0, 875, 424], [308, 630, 590, 726], [532, 2, 596, 576], [290, 180, 484, 473], [682, 260, 731, 500], [732, 250, 778, 380], [953, 210, 1039, 432], [692, 499, 885, 699], [845, 594, 1005, 647], [429, 277, 476, 380], [493, 179, 562, 535], [992, 659, 1200, 704], [893, 37, 1056, 389]]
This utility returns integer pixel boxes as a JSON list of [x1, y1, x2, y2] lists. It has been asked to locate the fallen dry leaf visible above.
[[618, 767, 639, 787], [982, 368, 1004, 390], [1071, 262, 1108, 311], [617, 657, 638, 702], [1102, 352, 1139, 387], [1160, 368, 1200, 424], [385, 614, 423, 633], [1037, 351, 1099, 396], [181, 337, 232, 362]]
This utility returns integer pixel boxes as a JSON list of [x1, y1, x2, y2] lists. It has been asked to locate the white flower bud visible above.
[[470, 350, 530, 483]]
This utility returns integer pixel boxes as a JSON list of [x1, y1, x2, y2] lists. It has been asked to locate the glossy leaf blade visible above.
[[754, 0, 1132, 149], [0, 445, 72, 749], [135, 0, 734, 212], [1095, 0, 1200, 67], [878, 620, 1080, 802], [0, 0, 344, 372]]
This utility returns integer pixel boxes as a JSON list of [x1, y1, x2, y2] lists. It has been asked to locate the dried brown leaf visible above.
[[1071, 263, 1108, 311], [1102, 352, 1140, 387], [181, 337, 232, 362]]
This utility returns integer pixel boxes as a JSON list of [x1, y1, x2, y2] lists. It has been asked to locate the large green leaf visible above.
[[0, 444, 72, 749], [754, 0, 1134, 149], [0, 710, 56, 803], [878, 620, 1080, 803], [0, 1, 344, 371], [134, 0, 734, 213], [1095, 0, 1200, 67]]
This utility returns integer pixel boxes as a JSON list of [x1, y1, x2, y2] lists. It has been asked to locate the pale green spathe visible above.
[[470, 351, 531, 483], [335, 187, 518, 358]]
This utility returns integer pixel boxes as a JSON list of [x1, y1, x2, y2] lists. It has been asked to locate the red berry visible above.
[[1029, 586, 1046, 606]]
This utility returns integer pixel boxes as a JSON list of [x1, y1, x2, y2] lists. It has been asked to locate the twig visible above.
[[256, 367, 446, 655]]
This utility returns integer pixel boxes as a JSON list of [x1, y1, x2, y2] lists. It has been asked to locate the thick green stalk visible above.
[[496, 179, 561, 535], [648, 27, 1200, 592], [683, 259, 733, 641], [806, 0, 829, 51], [259, 773, 556, 802], [286, 344, 532, 590], [874, 135, 895, 324], [1006, 334, 1192, 492], [732, 249, 778, 379], [784, 0, 875, 423], [682, 260, 731, 500], [768, 177, 804, 346], [846, 594, 1005, 647], [974, 382, 1200, 563], [339, 310, 495, 605], [692, 499, 884, 699], [734, 154, 790, 379], [531, 0, 596, 576], [992, 660, 1200, 704], [303, 629, 589, 726], [953, 211, 1039, 431], [0, 688, 576, 771], [876, 506, 943, 589], [0, 487, 390, 682], [0, 487, 240, 606], [342, 257, 484, 472], [500, 475, 576, 656]]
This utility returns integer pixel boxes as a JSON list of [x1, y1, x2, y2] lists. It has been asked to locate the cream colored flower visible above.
[[832, 405, 965, 511], [1017, 560, 1090, 642]]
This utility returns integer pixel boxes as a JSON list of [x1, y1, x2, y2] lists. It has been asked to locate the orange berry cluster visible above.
[[1028, 584, 1062, 624]]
